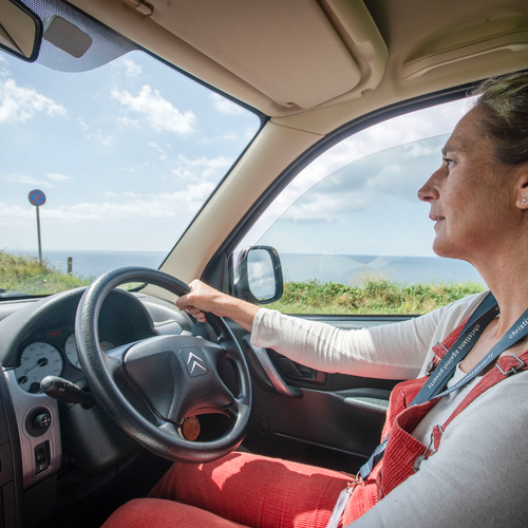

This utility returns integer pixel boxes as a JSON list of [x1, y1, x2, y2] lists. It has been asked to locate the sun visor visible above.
[[145, 0, 386, 111]]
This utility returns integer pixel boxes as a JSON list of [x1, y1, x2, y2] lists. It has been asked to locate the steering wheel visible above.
[[75, 267, 252, 463]]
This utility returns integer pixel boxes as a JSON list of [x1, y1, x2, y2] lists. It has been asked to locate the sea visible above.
[[6, 249, 487, 287]]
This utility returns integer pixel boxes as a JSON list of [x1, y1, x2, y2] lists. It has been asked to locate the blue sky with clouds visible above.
[[240, 98, 474, 258], [2, 39, 475, 262], [0, 49, 260, 253]]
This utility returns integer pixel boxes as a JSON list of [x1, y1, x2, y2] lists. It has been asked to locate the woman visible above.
[[103, 74, 528, 527]]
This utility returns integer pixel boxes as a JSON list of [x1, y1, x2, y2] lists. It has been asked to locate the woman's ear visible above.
[[515, 163, 528, 208]]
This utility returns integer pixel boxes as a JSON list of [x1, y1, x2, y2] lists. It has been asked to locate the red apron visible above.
[[341, 320, 528, 525]]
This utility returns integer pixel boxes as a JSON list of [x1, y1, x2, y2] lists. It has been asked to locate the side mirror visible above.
[[0, 0, 42, 62], [234, 246, 284, 304]]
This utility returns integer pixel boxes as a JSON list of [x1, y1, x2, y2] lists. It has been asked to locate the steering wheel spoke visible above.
[[101, 343, 128, 377], [75, 267, 252, 463], [225, 396, 250, 421]]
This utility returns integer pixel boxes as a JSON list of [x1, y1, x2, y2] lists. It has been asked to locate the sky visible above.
[[239, 98, 475, 258], [0, 48, 260, 254], [1, 33, 474, 260]]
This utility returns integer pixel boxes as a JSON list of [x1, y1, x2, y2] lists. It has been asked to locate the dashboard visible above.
[[0, 287, 196, 494], [15, 326, 116, 394]]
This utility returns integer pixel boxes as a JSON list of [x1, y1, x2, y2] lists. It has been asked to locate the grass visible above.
[[1, 251, 485, 314], [267, 277, 485, 315], [0, 251, 143, 295], [0, 250, 92, 295]]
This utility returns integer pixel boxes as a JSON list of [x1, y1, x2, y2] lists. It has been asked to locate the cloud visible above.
[[112, 85, 196, 134], [221, 132, 239, 141], [238, 98, 473, 246], [0, 203, 33, 225], [210, 93, 243, 115], [4, 173, 55, 188], [46, 173, 73, 182], [0, 183, 217, 225], [245, 126, 258, 140], [79, 119, 88, 130], [280, 135, 447, 223], [120, 161, 149, 172], [172, 154, 233, 181], [117, 116, 140, 129], [149, 141, 166, 159], [0, 56, 11, 78], [87, 130, 114, 146], [122, 58, 142, 77], [0, 78, 66, 124]]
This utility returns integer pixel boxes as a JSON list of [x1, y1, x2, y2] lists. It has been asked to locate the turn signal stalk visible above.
[[40, 376, 95, 407]]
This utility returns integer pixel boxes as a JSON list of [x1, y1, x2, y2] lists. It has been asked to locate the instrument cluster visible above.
[[15, 327, 115, 393]]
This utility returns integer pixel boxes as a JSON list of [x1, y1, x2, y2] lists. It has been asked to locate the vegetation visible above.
[[0, 251, 151, 295], [1, 251, 484, 314], [0, 250, 91, 295], [267, 277, 485, 315]]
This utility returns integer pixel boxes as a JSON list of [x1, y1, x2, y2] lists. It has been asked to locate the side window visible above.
[[235, 99, 485, 315]]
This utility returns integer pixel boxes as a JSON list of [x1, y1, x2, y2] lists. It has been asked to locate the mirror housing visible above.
[[234, 246, 284, 304], [0, 0, 42, 62]]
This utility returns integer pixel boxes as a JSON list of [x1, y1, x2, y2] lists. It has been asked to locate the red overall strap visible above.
[[342, 321, 472, 524], [428, 318, 470, 370], [431, 349, 528, 451], [343, 318, 524, 525]]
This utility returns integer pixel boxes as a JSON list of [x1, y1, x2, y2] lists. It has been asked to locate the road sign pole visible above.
[[28, 190, 46, 266], [36, 205, 43, 266]]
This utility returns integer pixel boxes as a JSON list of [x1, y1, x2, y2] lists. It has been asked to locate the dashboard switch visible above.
[[33, 413, 51, 431], [26, 407, 52, 437], [34, 441, 50, 474]]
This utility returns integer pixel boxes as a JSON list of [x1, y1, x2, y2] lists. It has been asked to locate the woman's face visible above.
[[417, 107, 515, 263]]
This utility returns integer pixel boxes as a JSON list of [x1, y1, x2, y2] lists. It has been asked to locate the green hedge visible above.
[[0, 251, 91, 295], [267, 278, 485, 315], [1, 251, 485, 314]]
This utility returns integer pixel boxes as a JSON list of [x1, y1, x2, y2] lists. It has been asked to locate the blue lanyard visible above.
[[360, 293, 528, 480]]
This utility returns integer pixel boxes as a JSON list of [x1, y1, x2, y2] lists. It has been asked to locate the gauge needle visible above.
[[24, 357, 49, 375]]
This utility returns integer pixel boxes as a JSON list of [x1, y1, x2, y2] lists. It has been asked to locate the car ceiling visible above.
[[66, 0, 528, 295], [69, 0, 528, 132]]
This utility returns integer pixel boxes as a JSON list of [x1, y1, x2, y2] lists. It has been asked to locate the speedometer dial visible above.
[[100, 341, 115, 352], [16, 342, 64, 393], [65, 335, 115, 369], [64, 334, 81, 369]]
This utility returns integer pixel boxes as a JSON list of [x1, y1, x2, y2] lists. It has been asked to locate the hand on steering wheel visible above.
[[75, 267, 252, 463]]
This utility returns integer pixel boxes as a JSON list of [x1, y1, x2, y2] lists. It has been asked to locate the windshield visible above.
[[1, 0, 260, 297]]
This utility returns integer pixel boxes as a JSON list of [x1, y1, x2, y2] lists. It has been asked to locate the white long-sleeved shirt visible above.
[[250, 292, 528, 527]]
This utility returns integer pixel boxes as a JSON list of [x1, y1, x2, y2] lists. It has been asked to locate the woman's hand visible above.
[[174, 280, 260, 332], [174, 280, 226, 323]]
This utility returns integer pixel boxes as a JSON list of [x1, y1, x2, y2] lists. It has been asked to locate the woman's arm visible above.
[[176, 281, 487, 379], [174, 280, 260, 332], [250, 308, 439, 379]]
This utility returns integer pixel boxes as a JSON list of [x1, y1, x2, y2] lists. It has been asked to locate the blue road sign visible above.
[[29, 189, 46, 206]]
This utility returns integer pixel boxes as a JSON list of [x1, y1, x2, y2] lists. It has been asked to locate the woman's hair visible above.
[[472, 72, 528, 165]]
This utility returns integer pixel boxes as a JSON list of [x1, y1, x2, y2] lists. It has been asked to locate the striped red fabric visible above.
[[102, 452, 351, 528]]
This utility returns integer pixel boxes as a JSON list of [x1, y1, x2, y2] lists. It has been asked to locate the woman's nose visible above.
[[417, 172, 440, 202]]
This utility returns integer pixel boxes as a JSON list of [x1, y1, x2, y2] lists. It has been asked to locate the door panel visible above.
[[228, 316, 406, 474]]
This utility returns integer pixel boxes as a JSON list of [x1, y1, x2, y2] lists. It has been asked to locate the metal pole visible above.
[[36, 205, 42, 266]]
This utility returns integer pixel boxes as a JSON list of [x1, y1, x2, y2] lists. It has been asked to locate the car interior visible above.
[[1, 0, 527, 527]]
